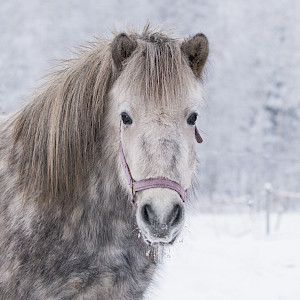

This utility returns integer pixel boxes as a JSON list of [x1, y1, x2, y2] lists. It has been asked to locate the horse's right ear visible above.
[[111, 33, 137, 71], [181, 33, 209, 78]]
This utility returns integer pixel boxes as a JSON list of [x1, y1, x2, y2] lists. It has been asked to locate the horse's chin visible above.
[[141, 233, 178, 247]]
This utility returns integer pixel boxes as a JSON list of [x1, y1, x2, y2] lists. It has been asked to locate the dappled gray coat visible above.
[[0, 26, 208, 300]]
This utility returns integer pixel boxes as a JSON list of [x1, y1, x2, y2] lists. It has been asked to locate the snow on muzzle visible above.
[[135, 189, 185, 245]]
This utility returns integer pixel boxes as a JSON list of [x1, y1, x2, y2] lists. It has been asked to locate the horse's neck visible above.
[[63, 133, 135, 246]]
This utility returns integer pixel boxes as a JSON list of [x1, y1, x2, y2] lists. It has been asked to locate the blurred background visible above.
[[1, 0, 299, 299]]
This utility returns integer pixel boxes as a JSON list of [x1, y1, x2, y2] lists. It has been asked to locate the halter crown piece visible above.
[[119, 124, 203, 203]]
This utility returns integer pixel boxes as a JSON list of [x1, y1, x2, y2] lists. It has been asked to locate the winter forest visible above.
[[1, 0, 299, 299]]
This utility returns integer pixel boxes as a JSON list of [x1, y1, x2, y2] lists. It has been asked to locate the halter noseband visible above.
[[119, 125, 203, 203]]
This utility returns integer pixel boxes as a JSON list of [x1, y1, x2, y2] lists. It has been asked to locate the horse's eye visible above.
[[187, 112, 198, 125], [121, 112, 133, 125]]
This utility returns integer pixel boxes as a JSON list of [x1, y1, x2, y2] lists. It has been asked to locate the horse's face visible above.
[[115, 93, 200, 245], [110, 32, 208, 245]]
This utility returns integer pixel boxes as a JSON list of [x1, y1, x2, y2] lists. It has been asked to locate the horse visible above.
[[0, 26, 209, 299]]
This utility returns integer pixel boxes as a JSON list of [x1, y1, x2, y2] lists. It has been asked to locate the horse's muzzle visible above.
[[138, 202, 184, 245]]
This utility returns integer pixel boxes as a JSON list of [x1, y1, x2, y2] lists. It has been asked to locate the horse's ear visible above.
[[181, 33, 209, 78], [111, 33, 137, 71]]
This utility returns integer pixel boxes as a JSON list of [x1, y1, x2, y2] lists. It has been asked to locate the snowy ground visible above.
[[145, 212, 300, 300]]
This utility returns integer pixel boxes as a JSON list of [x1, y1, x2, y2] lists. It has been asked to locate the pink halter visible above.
[[119, 126, 203, 203]]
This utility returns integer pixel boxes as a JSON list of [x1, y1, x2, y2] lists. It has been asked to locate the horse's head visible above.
[[110, 30, 209, 245]]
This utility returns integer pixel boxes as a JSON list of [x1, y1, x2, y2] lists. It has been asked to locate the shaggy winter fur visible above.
[[0, 26, 208, 299]]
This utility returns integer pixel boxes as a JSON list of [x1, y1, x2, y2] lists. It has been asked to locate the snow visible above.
[[145, 212, 300, 300]]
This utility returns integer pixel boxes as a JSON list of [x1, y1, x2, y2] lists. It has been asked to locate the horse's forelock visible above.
[[118, 32, 195, 107]]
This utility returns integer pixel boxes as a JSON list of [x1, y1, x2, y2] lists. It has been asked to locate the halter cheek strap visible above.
[[119, 125, 203, 203]]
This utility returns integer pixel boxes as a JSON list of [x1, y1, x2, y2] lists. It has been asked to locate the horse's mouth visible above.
[[142, 234, 177, 246]]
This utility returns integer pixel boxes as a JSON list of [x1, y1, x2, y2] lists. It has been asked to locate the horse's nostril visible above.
[[142, 204, 152, 225], [169, 204, 182, 227], [141, 203, 182, 231]]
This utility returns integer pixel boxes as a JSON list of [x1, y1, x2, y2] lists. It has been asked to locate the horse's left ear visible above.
[[181, 33, 209, 78], [111, 33, 137, 71]]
